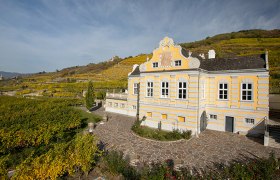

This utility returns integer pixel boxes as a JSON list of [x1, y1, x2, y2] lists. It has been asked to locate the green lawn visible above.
[[75, 107, 102, 124]]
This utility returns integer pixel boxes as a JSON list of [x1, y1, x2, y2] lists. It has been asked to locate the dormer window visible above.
[[175, 60, 181, 66], [153, 62, 158, 68]]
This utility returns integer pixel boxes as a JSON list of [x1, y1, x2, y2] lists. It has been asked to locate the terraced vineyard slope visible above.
[[1, 29, 279, 97], [181, 29, 280, 93]]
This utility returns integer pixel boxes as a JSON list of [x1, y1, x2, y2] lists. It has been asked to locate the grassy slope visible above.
[[1, 29, 279, 95]]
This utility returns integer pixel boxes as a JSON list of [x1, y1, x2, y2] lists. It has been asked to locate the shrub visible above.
[[166, 129, 182, 140], [143, 162, 166, 179], [181, 130, 192, 139], [103, 151, 140, 179], [0, 155, 9, 178], [85, 81, 95, 110], [95, 91, 106, 100], [111, 152, 280, 179], [131, 120, 192, 141]]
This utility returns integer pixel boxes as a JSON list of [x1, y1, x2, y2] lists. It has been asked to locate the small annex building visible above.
[[105, 37, 269, 136]]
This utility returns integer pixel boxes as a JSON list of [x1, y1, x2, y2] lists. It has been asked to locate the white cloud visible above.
[[0, 0, 279, 73]]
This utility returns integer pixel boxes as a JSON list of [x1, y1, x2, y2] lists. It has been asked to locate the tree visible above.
[[85, 81, 95, 110]]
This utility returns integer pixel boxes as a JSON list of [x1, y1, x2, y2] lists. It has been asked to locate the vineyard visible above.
[[0, 29, 280, 96], [181, 29, 280, 93], [0, 96, 101, 179]]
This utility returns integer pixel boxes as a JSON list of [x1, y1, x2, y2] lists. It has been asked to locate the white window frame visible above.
[[174, 60, 181, 66], [218, 83, 228, 100], [132, 105, 136, 109], [178, 81, 187, 99], [147, 81, 153, 97], [121, 103, 125, 108], [108, 102, 112, 107], [133, 83, 139, 95], [241, 83, 253, 101], [153, 62, 158, 68], [161, 81, 169, 98], [245, 118, 255, 124], [114, 103, 118, 107]]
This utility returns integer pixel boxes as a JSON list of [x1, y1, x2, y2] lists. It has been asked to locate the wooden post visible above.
[[88, 123, 94, 133]]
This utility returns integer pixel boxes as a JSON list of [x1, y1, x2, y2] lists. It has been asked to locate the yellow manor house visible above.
[[105, 37, 269, 136]]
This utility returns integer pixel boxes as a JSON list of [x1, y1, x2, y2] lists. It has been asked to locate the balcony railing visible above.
[[106, 92, 128, 100]]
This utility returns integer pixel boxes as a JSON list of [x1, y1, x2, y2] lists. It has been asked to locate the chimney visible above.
[[199, 53, 205, 59], [208, 50, 216, 59], [188, 51, 192, 57], [265, 50, 269, 70]]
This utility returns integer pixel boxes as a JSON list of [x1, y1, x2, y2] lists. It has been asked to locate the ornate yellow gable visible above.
[[139, 37, 200, 72]]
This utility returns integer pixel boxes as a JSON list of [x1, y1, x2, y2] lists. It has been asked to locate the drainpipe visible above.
[[265, 50, 269, 71], [196, 70, 200, 137], [136, 83, 140, 121]]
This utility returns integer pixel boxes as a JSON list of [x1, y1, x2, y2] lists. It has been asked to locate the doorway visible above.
[[225, 116, 234, 132], [200, 111, 207, 132]]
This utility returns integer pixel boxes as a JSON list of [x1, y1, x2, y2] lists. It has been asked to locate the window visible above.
[[132, 105, 137, 109], [178, 82, 187, 99], [161, 82, 169, 98], [133, 83, 139, 95], [241, 83, 253, 101], [147, 82, 153, 97], [114, 103, 118, 107], [121, 103, 125, 108], [219, 83, 228, 100], [108, 102, 112, 107], [175, 60, 181, 66], [178, 116, 185, 122], [245, 118, 254, 124], [147, 112, 152, 117], [209, 114, 217, 120], [162, 114, 167, 119], [153, 62, 158, 68]]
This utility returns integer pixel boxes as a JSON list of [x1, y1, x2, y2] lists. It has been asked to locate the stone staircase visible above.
[[268, 125, 280, 148], [267, 109, 280, 148]]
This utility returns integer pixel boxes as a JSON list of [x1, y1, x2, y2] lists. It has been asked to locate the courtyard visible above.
[[92, 108, 280, 169]]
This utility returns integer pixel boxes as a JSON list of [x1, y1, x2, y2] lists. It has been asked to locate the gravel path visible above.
[[92, 108, 280, 169]]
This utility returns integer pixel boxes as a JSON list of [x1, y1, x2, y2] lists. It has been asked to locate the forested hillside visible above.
[[0, 29, 279, 96]]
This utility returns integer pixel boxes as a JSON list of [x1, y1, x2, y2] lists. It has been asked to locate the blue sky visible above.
[[0, 0, 279, 73]]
